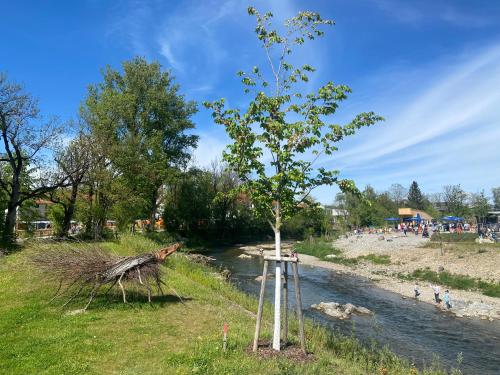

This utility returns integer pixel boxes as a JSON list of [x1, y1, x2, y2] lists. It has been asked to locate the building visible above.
[[398, 208, 433, 222], [322, 205, 348, 224]]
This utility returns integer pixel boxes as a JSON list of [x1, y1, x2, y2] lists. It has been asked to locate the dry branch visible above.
[[32, 242, 181, 310]]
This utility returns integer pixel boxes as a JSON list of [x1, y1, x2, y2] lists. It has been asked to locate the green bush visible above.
[[294, 239, 340, 258]]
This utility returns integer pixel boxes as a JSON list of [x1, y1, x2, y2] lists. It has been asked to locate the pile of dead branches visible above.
[[31, 242, 181, 310]]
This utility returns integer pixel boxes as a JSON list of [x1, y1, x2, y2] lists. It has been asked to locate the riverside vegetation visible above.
[[0, 235, 462, 375], [294, 239, 391, 266]]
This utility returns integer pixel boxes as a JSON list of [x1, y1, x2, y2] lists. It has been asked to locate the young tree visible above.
[[205, 8, 382, 350], [407, 181, 424, 209], [82, 58, 198, 232], [0, 73, 65, 243]]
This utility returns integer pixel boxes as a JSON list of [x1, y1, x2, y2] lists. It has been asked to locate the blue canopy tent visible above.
[[442, 216, 464, 222], [403, 214, 421, 223]]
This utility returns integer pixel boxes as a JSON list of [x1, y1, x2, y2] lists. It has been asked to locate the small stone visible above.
[[238, 254, 252, 259], [438, 266, 445, 272], [325, 254, 337, 259]]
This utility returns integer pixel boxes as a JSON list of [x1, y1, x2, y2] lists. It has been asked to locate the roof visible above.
[[398, 208, 433, 220]]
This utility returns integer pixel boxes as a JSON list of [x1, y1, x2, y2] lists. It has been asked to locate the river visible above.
[[208, 247, 500, 375]]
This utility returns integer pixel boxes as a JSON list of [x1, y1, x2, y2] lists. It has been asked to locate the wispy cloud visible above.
[[331, 44, 500, 165], [372, 0, 496, 28], [311, 43, 500, 202]]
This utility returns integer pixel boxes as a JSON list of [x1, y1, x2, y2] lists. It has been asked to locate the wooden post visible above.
[[253, 260, 268, 352], [291, 262, 306, 352], [283, 261, 288, 345]]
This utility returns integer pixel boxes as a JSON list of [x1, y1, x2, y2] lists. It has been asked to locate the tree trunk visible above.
[[3, 176, 20, 244], [3, 202, 17, 244], [94, 189, 106, 240], [61, 183, 79, 237], [272, 202, 282, 350], [148, 187, 158, 232]]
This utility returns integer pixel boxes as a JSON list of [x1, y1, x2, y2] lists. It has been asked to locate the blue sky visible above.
[[2, 0, 500, 204]]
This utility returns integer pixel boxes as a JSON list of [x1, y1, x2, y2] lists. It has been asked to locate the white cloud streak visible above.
[[310, 43, 500, 203]]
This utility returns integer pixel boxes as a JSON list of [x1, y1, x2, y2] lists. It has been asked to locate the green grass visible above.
[[430, 232, 479, 242], [294, 240, 391, 266], [0, 235, 453, 374], [398, 268, 500, 298], [357, 254, 391, 265], [294, 239, 342, 258]]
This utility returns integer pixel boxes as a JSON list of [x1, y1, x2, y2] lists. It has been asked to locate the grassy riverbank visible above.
[[294, 240, 391, 266], [0, 235, 457, 374]]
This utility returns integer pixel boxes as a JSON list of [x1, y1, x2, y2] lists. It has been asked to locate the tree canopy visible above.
[[82, 58, 198, 231]]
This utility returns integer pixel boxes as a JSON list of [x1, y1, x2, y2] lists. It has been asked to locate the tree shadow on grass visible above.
[[59, 290, 193, 312]]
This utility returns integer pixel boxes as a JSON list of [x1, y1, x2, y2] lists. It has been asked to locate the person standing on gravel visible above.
[[431, 284, 441, 303], [414, 283, 421, 298], [403, 224, 407, 236], [443, 290, 452, 309]]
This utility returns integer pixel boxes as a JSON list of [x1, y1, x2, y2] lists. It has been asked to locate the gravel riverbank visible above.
[[238, 236, 500, 321]]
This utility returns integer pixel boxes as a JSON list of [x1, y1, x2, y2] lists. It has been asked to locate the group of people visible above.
[[414, 283, 452, 309], [397, 222, 430, 238]]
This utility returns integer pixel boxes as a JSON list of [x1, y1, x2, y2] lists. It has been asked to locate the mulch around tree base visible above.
[[246, 340, 314, 362]]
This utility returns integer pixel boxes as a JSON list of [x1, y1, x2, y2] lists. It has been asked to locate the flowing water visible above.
[[208, 248, 500, 375]]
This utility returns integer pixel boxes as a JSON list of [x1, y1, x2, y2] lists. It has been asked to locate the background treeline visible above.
[[1, 59, 499, 245], [335, 182, 500, 229], [0, 59, 322, 244]]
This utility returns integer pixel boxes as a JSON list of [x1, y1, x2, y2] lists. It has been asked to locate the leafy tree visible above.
[[205, 8, 382, 350], [442, 184, 469, 217], [282, 201, 326, 239], [470, 190, 490, 224], [82, 58, 198, 232], [492, 187, 500, 210], [423, 201, 440, 219], [208, 161, 242, 239], [407, 181, 424, 209], [0, 73, 65, 244]]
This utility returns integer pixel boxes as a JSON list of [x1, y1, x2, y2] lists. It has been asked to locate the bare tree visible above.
[[388, 183, 407, 206], [0, 73, 65, 243], [49, 132, 95, 236]]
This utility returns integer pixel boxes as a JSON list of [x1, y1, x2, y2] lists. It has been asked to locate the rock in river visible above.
[[311, 302, 373, 320]]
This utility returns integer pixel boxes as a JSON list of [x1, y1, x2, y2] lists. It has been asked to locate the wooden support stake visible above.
[[292, 262, 306, 352], [253, 260, 269, 352], [283, 261, 288, 345]]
